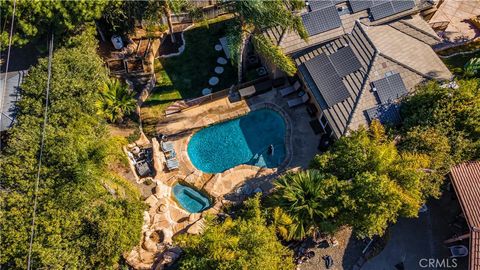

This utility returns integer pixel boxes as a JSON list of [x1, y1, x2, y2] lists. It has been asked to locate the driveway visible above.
[[362, 192, 469, 270]]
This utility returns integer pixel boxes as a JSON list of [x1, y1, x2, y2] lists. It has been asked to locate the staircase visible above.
[[165, 100, 190, 115]]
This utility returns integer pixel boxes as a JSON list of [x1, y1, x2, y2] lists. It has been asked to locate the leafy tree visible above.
[[269, 170, 348, 240], [400, 79, 480, 161], [176, 195, 294, 270], [0, 1, 109, 48], [97, 79, 137, 123], [302, 121, 434, 238], [464, 57, 480, 77], [227, 0, 308, 81], [0, 27, 143, 269]]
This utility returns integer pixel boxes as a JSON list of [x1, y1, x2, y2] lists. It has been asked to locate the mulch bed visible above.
[[157, 32, 184, 57]]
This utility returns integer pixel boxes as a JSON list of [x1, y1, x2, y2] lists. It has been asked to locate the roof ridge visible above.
[[343, 51, 378, 136], [396, 18, 441, 42]]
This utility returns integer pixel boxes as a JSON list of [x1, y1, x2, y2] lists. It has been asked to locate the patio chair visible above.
[[279, 81, 301, 97], [166, 158, 179, 170], [166, 149, 177, 160], [287, 92, 309, 108], [161, 141, 174, 152], [449, 245, 469, 258]]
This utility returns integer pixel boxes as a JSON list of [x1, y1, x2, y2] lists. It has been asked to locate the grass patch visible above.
[[141, 18, 237, 137]]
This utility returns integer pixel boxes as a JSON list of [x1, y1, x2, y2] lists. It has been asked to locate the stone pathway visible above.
[[208, 76, 219, 86], [215, 66, 224, 74]]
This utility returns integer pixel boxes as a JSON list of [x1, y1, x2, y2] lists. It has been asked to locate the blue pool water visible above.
[[187, 109, 286, 173], [173, 183, 211, 213]]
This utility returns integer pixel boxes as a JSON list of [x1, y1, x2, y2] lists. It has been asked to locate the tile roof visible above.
[[263, 0, 433, 54], [0, 71, 25, 132], [450, 161, 480, 270], [362, 23, 452, 80], [294, 21, 450, 138]]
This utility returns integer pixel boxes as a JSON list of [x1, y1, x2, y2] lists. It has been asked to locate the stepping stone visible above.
[[214, 44, 223, 51], [208, 77, 219, 86], [217, 57, 227, 65], [202, 88, 212, 95], [214, 66, 224, 74]]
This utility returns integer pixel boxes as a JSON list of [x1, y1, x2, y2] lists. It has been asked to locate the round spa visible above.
[[187, 109, 287, 174]]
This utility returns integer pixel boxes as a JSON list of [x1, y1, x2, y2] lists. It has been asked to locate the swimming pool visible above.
[[173, 183, 211, 213], [187, 109, 286, 173]]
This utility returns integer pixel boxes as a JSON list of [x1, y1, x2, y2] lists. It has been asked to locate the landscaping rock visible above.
[[217, 57, 227, 65], [215, 66, 224, 74], [208, 77, 219, 86], [215, 44, 223, 51]]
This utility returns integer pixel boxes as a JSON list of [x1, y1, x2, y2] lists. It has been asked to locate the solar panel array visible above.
[[370, 0, 415, 20], [365, 103, 401, 125], [307, 0, 344, 11], [304, 54, 351, 107], [348, 0, 374, 12], [302, 6, 342, 36], [372, 73, 408, 103], [329, 46, 363, 77]]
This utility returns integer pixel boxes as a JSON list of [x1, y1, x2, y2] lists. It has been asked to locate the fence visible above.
[[167, 2, 233, 24]]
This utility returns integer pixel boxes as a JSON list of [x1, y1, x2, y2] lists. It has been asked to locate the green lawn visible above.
[[141, 17, 237, 136]]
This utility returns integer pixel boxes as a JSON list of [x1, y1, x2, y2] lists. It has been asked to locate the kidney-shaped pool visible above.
[[187, 109, 286, 173]]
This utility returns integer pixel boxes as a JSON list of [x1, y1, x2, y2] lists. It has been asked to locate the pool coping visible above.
[[178, 102, 293, 198]]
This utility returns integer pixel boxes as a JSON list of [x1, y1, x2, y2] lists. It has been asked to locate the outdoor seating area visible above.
[[161, 140, 179, 171], [127, 146, 154, 178]]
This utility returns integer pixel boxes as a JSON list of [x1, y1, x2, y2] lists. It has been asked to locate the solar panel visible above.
[[391, 0, 415, 12], [370, 0, 415, 21], [308, 0, 334, 11], [329, 46, 362, 77], [348, 0, 374, 12], [370, 1, 395, 20], [302, 6, 342, 36], [372, 73, 408, 103], [365, 103, 401, 125], [304, 54, 351, 107]]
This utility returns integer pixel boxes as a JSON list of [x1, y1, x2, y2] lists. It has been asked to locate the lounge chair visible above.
[[161, 141, 174, 152], [166, 149, 177, 160], [288, 92, 309, 108], [449, 245, 468, 258], [279, 81, 301, 97], [166, 158, 179, 170]]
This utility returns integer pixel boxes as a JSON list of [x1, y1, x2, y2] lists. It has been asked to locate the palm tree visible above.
[[97, 79, 137, 123], [464, 57, 480, 77], [269, 170, 347, 240], [228, 0, 308, 83]]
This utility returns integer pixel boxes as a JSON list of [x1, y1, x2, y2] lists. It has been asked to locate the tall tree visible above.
[[0, 0, 109, 49], [227, 0, 308, 82], [0, 27, 143, 269], [176, 195, 294, 270]]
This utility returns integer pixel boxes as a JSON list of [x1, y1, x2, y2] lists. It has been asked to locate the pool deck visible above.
[[126, 88, 322, 269], [156, 89, 320, 198]]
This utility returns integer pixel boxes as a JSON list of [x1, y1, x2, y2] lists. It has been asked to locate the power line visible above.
[[0, 0, 17, 152], [26, 33, 54, 270]]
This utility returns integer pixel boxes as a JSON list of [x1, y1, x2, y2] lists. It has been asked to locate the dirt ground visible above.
[[298, 227, 366, 270]]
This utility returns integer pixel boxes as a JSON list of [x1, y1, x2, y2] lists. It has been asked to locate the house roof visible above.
[[293, 21, 451, 138], [362, 23, 452, 80], [0, 71, 25, 132], [450, 161, 480, 270], [263, 0, 435, 54]]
